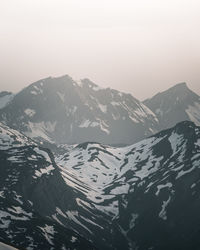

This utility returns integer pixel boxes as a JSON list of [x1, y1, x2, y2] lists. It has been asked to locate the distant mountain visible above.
[[0, 75, 158, 145], [144, 82, 200, 129], [0, 91, 14, 109], [0, 122, 96, 250], [56, 121, 200, 250]]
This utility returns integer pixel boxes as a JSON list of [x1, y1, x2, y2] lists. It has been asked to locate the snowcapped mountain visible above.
[[0, 122, 96, 250], [56, 121, 200, 250], [0, 91, 14, 109], [0, 75, 158, 145], [144, 82, 200, 129], [1, 120, 200, 249], [1, 76, 200, 249]]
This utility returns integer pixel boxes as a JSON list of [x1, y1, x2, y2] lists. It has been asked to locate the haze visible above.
[[0, 0, 200, 100]]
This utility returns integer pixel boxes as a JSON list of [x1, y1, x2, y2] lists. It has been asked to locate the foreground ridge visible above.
[[1, 121, 200, 249]]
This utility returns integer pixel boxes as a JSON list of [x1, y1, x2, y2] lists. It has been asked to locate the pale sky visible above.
[[0, 0, 200, 100]]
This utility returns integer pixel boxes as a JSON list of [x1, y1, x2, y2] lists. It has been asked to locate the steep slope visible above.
[[56, 121, 200, 250], [0, 75, 158, 145], [144, 82, 200, 129], [0, 91, 14, 109], [0, 122, 96, 250]]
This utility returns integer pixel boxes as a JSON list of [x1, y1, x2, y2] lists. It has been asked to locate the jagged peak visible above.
[[27, 75, 77, 92]]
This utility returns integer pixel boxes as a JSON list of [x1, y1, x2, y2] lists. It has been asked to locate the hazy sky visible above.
[[0, 0, 200, 100]]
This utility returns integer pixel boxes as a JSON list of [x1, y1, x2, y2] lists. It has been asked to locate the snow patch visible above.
[[24, 109, 36, 117], [99, 104, 107, 113], [57, 92, 65, 102], [159, 197, 171, 220], [38, 225, 55, 245], [156, 183, 172, 196]]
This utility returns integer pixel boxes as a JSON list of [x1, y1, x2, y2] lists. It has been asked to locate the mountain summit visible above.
[[144, 82, 200, 129], [0, 75, 158, 145]]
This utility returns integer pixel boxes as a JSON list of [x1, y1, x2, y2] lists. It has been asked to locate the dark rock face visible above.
[[144, 82, 200, 130], [0, 75, 158, 145]]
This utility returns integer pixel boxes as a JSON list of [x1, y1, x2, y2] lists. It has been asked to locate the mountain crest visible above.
[[0, 75, 158, 145]]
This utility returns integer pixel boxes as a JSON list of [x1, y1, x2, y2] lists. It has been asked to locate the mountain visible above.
[[56, 121, 200, 250], [0, 122, 96, 250], [0, 91, 14, 109], [0, 75, 158, 145], [1, 76, 200, 249], [144, 82, 200, 129], [1, 119, 200, 249]]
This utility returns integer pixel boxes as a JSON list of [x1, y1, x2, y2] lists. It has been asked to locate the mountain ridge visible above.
[[0, 75, 159, 145], [1, 120, 200, 249]]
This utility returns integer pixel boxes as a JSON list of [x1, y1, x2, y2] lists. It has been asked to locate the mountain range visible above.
[[0, 75, 158, 145], [0, 76, 200, 146], [1, 75, 200, 250], [1, 120, 200, 249]]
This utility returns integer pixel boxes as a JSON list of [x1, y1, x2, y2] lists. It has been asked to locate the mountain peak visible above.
[[174, 82, 187, 87], [0, 74, 158, 145], [144, 81, 200, 129], [169, 82, 189, 92], [81, 78, 99, 88]]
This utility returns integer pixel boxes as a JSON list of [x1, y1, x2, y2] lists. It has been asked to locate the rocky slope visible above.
[[0, 75, 158, 145], [1, 120, 200, 249], [0, 122, 96, 250]]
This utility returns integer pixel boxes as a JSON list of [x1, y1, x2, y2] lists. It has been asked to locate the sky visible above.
[[0, 0, 200, 100]]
